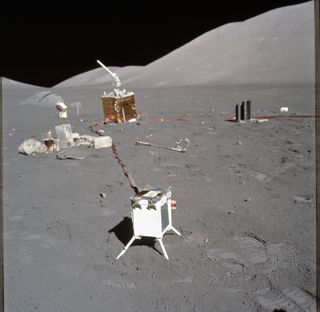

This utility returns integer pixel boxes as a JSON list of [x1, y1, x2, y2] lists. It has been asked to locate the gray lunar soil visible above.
[[3, 2, 316, 312], [3, 83, 316, 312]]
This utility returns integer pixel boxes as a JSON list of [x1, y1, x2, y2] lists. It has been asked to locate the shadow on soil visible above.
[[108, 217, 163, 255]]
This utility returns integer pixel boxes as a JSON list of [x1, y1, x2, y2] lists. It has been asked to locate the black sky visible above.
[[0, 1, 312, 87]]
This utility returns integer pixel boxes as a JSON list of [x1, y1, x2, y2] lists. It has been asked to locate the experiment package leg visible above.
[[117, 236, 136, 260], [170, 226, 181, 236], [158, 238, 169, 260]]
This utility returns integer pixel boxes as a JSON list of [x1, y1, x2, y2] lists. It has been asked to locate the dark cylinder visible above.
[[246, 100, 251, 120], [235, 104, 239, 121], [240, 101, 245, 121]]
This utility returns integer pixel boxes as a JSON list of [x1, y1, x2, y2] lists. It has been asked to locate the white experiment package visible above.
[[117, 188, 181, 260]]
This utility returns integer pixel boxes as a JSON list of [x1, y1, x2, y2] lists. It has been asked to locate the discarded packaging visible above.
[[94, 136, 113, 149], [77, 135, 95, 146], [117, 188, 181, 260], [54, 124, 75, 149], [56, 147, 90, 160], [74, 135, 112, 149], [18, 139, 48, 155]]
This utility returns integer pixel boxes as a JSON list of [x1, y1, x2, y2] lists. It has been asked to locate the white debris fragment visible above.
[[293, 195, 313, 204], [56, 148, 89, 160], [94, 136, 113, 149], [76, 135, 93, 145], [280, 107, 289, 113], [18, 139, 47, 155], [175, 138, 190, 152], [58, 111, 68, 119], [72, 132, 80, 141], [54, 124, 75, 149], [75, 135, 112, 149], [255, 119, 269, 123], [136, 138, 190, 153]]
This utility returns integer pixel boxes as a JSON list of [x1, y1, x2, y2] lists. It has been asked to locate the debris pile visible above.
[[18, 139, 47, 156], [18, 123, 112, 157]]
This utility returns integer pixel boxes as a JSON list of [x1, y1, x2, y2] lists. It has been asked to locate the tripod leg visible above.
[[170, 226, 181, 236], [116, 236, 136, 260], [158, 238, 169, 260]]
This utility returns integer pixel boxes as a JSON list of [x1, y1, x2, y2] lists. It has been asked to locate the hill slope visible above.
[[56, 1, 314, 88]]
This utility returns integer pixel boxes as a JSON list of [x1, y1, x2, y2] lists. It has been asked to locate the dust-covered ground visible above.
[[3, 82, 316, 311]]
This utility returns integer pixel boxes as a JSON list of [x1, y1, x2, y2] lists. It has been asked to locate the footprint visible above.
[[207, 236, 299, 293], [256, 287, 316, 312], [276, 162, 295, 175], [236, 236, 268, 264], [263, 243, 298, 273], [251, 171, 271, 182], [208, 248, 247, 291], [8, 215, 23, 222], [46, 219, 72, 241], [107, 279, 136, 289], [101, 208, 115, 216]]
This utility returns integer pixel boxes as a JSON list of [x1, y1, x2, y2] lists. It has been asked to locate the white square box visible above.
[[117, 188, 181, 260], [93, 136, 112, 149]]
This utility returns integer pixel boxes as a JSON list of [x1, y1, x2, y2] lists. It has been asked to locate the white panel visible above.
[[132, 206, 162, 237]]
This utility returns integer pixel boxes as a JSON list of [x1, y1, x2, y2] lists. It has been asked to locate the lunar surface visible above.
[[3, 2, 316, 311]]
